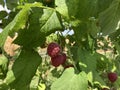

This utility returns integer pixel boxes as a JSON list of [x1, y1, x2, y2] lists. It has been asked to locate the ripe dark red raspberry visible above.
[[51, 53, 67, 67], [47, 42, 61, 57], [108, 72, 118, 83]]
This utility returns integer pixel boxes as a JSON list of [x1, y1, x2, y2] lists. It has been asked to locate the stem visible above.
[[66, 44, 79, 73]]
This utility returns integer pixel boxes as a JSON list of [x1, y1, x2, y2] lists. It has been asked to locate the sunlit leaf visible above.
[[40, 8, 63, 35], [51, 68, 88, 90], [0, 54, 8, 74]]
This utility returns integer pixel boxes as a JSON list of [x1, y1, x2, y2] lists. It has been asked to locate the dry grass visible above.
[[3, 36, 20, 56]]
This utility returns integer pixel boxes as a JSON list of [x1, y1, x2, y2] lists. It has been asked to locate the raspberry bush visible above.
[[0, 0, 120, 90]]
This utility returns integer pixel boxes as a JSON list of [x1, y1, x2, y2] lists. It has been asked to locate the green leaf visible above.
[[38, 83, 46, 90], [57, 0, 87, 19], [0, 5, 30, 47], [71, 47, 107, 86], [75, 0, 98, 19], [28, 7, 43, 31], [0, 83, 9, 90], [46, 33, 58, 44], [114, 42, 120, 54], [78, 49, 97, 72], [97, 0, 113, 13], [4, 70, 15, 84], [87, 18, 100, 38], [4, 49, 42, 90], [87, 71, 106, 86], [93, 72, 106, 86], [1, 11, 18, 29], [51, 68, 88, 90], [87, 72, 93, 85], [99, 0, 120, 35], [0, 3, 62, 48], [0, 0, 4, 5], [114, 76, 120, 89], [13, 28, 46, 48], [14, 7, 63, 48], [27, 0, 35, 3], [71, 47, 97, 72], [55, 0, 99, 20], [73, 23, 89, 47], [39, 8, 63, 35], [6, 0, 18, 9], [30, 75, 40, 90], [13, 7, 45, 48], [0, 11, 8, 20], [109, 29, 120, 41], [0, 55, 8, 74], [55, 0, 69, 18]]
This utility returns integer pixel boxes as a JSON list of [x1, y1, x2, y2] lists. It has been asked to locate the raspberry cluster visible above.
[[47, 42, 67, 67]]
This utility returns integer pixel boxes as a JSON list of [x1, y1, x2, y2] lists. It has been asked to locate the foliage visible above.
[[0, 0, 120, 90]]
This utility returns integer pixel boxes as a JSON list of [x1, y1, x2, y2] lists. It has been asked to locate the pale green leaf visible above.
[[0, 54, 8, 74], [30, 75, 40, 90], [56, 0, 81, 19], [87, 72, 93, 85], [40, 9, 63, 35], [55, 0, 69, 18], [4, 70, 15, 84], [51, 68, 88, 90]]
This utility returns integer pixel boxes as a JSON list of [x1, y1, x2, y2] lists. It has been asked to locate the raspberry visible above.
[[51, 53, 67, 67], [108, 72, 118, 83], [47, 42, 61, 57]]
